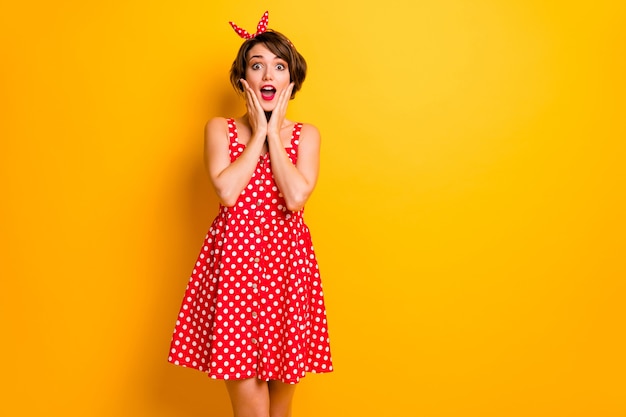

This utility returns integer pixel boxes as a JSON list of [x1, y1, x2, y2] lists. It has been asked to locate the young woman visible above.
[[168, 11, 333, 417]]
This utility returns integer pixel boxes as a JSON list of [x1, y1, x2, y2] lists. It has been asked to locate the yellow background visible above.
[[1, 0, 625, 416]]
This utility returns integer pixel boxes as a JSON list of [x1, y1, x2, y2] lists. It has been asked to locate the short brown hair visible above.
[[229, 30, 307, 99]]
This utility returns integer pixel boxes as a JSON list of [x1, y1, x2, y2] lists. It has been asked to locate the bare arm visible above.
[[265, 83, 320, 211], [204, 117, 265, 206], [267, 123, 320, 211], [237, 80, 319, 211]]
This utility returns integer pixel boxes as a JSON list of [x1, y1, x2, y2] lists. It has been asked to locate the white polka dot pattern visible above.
[[168, 119, 333, 384]]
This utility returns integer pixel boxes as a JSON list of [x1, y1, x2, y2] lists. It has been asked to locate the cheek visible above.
[[244, 67, 259, 79], [279, 71, 291, 84]]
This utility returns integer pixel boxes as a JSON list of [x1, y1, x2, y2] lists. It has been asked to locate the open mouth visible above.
[[260, 85, 276, 101]]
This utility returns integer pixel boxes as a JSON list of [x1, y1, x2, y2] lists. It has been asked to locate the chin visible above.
[[260, 103, 277, 112]]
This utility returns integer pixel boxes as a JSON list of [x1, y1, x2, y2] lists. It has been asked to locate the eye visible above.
[[251, 63, 262, 70], [276, 63, 287, 71]]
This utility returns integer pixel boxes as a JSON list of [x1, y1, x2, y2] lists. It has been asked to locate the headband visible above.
[[229, 11, 269, 40]]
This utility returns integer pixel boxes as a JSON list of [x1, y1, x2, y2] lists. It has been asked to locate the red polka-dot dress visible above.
[[168, 119, 333, 384]]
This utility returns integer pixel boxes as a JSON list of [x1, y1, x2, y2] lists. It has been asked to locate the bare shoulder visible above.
[[205, 116, 229, 137], [299, 122, 321, 145]]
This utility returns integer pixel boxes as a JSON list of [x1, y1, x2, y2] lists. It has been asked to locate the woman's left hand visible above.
[[267, 82, 295, 139]]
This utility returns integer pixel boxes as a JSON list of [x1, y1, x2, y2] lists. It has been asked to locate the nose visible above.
[[262, 67, 273, 81]]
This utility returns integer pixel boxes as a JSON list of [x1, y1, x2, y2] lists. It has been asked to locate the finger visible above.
[[240, 79, 255, 106], [242, 79, 265, 112], [274, 83, 294, 118], [271, 87, 288, 119], [240, 78, 256, 96], [240, 78, 252, 100], [240, 80, 265, 125], [281, 83, 295, 107], [240, 79, 254, 109]]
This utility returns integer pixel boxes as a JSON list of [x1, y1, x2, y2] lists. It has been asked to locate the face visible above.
[[244, 43, 291, 111]]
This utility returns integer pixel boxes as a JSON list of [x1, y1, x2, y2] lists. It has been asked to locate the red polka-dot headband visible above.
[[229, 11, 269, 40]]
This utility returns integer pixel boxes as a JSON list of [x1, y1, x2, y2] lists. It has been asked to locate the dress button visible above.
[[252, 312, 258, 319], [254, 257, 260, 263], [254, 227, 261, 234], [252, 283, 258, 290], [251, 338, 257, 344]]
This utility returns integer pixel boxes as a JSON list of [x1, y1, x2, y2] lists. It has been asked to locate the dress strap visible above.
[[227, 118, 238, 145], [290, 122, 303, 151]]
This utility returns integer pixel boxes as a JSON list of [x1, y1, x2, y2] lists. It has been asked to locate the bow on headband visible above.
[[229, 11, 269, 39]]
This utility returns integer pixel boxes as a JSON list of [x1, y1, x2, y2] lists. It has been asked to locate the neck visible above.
[[242, 112, 291, 129]]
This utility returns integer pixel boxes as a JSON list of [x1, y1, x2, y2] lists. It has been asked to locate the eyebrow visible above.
[[249, 55, 284, 61]]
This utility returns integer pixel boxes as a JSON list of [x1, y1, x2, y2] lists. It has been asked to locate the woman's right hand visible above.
[[240, 78, 267, 138]]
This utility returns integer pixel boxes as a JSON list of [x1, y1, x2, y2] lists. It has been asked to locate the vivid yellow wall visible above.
[[2, 0, 625, 416]]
